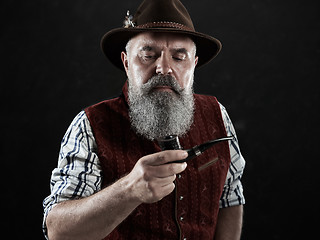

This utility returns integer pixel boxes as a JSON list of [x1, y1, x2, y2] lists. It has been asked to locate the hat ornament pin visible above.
[[123, 10, 135, 28]]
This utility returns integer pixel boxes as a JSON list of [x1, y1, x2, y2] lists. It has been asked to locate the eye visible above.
[[142, 54, 157, 61], [172, 54, 186, 61], [173, 56, 183, 61]]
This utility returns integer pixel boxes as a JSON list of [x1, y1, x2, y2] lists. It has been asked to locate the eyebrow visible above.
[[140, 46, 189, 54], [174, 48, 188, 54]]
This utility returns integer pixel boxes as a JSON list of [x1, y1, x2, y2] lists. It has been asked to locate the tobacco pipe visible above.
[[157, 135, 234, 163]]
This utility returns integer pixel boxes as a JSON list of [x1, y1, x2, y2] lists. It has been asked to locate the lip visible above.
[[153, 86, 174, 92]]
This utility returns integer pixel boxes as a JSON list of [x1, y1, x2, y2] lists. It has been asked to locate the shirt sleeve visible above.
[[42, 111, 102, 239], [218, 103, 246, 208]]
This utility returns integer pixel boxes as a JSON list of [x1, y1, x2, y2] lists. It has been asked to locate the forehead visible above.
[[129, 32, 195, 50]]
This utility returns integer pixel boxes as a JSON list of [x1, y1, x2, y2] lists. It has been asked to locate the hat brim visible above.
[[101, 27, 222, 71]]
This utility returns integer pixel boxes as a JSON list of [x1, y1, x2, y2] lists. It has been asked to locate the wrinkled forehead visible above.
[[127, 32, 196, 52]]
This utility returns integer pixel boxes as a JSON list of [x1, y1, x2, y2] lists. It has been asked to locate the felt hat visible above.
[[101, 0, 222, 70]]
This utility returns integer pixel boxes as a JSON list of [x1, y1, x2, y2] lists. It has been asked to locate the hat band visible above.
[[136, 21, 194, 31]]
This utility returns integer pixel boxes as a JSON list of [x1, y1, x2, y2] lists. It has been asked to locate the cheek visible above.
[[128, 58, 153, 86], [176, 64, 195, 89], [127, 64, 145, 88]]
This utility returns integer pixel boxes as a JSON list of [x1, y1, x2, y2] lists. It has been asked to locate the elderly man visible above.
[[43, 0, 245, 239]]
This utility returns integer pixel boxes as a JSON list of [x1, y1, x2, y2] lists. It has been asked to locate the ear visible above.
[[121, 51, 129, 75], [194, 56, 199, 67]]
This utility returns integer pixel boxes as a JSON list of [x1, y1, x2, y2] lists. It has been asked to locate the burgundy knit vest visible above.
[[85, 83, 231, 240]]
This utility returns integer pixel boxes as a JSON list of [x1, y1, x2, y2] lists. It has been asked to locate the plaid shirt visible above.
[[42, 103, 245, 238]]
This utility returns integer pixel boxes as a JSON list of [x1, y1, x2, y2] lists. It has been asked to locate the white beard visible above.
[[128, 74, 195, 140]]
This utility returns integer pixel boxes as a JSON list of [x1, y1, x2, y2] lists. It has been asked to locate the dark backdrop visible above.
[[2, 0, 319, 239]]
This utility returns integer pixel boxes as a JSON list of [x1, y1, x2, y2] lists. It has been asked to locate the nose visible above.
[[156, 51, 173, 75]]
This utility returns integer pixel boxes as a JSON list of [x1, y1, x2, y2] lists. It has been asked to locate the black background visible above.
[[2, 0, 319, 239]]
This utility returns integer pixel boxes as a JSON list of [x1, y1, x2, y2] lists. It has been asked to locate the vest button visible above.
[[180, 216, 184, 221], [178, 174, 182, 179], [183, 238, 187, 240], [179, 196, 184, 200]]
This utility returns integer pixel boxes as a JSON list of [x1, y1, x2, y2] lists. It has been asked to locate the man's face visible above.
[[121, 32, 198, 140], [121, 32, 198, 92]]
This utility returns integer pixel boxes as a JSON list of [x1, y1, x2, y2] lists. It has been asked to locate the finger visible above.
[[151, 163, 187, 178], [148, 182, 175, 202], [148, 182, 176, 203], [154, 174, 176, 186], [145, 175, 176, 191], [160, 182, 176, 197], [143, 150, 188, 166]]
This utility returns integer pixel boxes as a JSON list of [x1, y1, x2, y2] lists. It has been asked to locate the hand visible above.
[[126, 150, 188, 204]]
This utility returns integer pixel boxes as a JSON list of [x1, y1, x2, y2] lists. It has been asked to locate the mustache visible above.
[[140, 75, 183, 95]]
